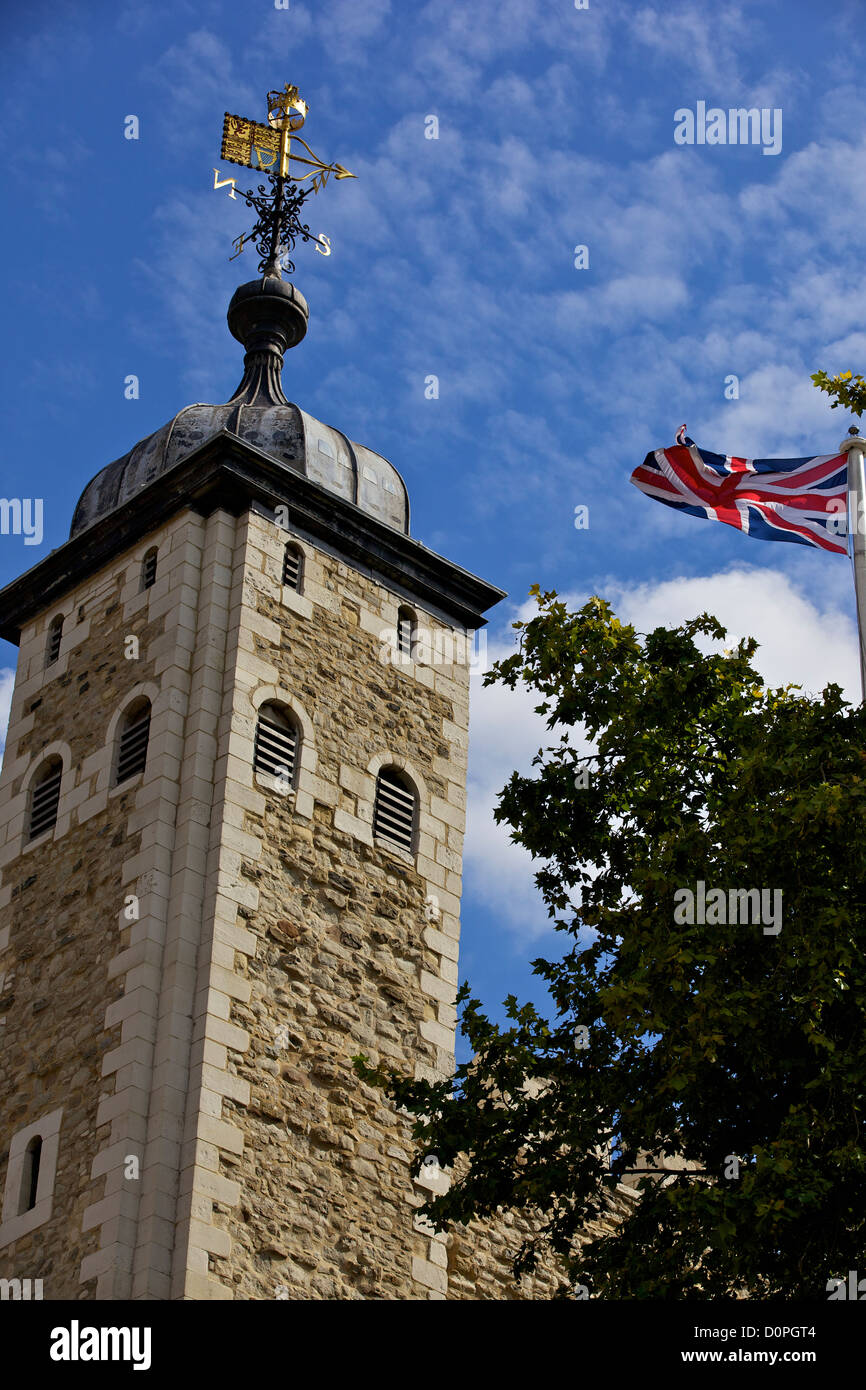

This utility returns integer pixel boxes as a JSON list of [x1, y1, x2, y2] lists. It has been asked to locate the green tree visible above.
[[356, 590, 866, 1299], [811, 369, 866, 418]]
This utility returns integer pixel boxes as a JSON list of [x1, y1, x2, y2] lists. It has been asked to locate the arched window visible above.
[[373, 767, 417, 853], [254, 703, 299, 791], [20, 1136, 42, 1213], [282, 543, 303, 593], [28, 756, 63, 840], [397, 607, 416, 660], [45, 614, 64, 668], [115, 698, 151, 785], [141, 547, 158, 591]]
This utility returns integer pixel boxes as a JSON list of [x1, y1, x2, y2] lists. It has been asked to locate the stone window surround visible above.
[[121, 531, 179, 619], [335, 753, 428, 860], [249, 686, 317, 820], [22, 529, 170, 670], [372, 758, 421, 858], [15, 740, 73, 856], [0, 1106, 64, 1250], [21, 597, 80, 692], [274, 532, 313, 620], [396, 605, 417, 660], [281, 539, 305, 593], [4, 532, 169, 820], [139, 546, 159, 592], [104, 684, 159, 793], [15, 527, 176, 695], [282, 584, 312, 621], [7, 681, 160, 854], [44, 612, 65, 669], [385, 602, 471, 689], [266, 515, 465, 681], [111, 694, 154, 789]]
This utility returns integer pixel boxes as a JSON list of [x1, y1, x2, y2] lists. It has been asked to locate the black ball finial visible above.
[[226, 276, 309, 406]]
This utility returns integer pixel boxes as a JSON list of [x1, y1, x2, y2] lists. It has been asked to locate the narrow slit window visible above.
[[1, 1108, 63, 1239], [21, 1136, 42, 1213], [282, 544, 303, 593], [141, 548, 158, 591], [28, 758, 62, 840], [397, 608, 416, 659], [254, 704, 299, 789], [115, 700, 151, 785], [373, 768, 417, 853], [45, 615, 64, 668]]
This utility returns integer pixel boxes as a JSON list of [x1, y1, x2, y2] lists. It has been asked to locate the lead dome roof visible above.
[[70, 275, 409, 538]]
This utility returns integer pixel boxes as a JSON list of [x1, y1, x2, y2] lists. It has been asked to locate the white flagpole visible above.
[[839, 430, 866, 701]]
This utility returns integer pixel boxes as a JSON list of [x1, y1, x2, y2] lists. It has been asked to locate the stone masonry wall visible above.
[[0, 509, 241, 1299], [0, 494, 629, 1301], [199, 511, 473, 1298], [450, 1185, 639, 1300], [0, 517, 184, 1296]]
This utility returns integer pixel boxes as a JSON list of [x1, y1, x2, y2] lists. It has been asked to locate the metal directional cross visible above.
[[212, 83, 356, 275]]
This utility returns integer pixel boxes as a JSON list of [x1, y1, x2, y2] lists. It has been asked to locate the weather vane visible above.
[[212, 83, 356, 276]]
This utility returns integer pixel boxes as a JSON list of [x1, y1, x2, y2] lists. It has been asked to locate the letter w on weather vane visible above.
[[211, 83, 357, 275]]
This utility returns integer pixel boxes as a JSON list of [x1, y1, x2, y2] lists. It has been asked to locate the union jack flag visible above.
[[631, 444, 849, 555]]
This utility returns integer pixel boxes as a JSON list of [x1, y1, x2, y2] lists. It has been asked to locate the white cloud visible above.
[[145, 29, 258, 123], [610, 567, 860, 698], [327, 0, 391, 45], [699, 363, 846, 457], [464, 565, 860, 943], [552, 272, 690, 334], [738, 138, 866, 251], [134, 5, 866, 534], [629, 2, 759, 88], [465, 644, 567, 943]]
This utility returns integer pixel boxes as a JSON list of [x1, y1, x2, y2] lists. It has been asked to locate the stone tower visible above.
[[0, 272, 508, 1300]]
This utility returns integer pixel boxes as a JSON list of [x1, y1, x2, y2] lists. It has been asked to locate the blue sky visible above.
[[1, 0, 864, 1048]]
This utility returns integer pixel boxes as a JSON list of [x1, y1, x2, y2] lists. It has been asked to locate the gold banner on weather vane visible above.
[[221, 114, 281, 172], [213, 83, 356, 274], [220, 84, 356, 189]]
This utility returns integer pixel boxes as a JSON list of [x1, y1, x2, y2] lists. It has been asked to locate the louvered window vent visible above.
[[45, 617, 63, 667], [282, 546, 302, 592], [373, 769, 416, 853], [29, 762, 62, 840], [142, 549, 158, 590], [397, 611, 415, 658], [116, 705, 151, 784], [254, 707, 298, 788]]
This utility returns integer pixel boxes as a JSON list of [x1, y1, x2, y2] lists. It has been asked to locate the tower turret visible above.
[[0, 205, 504, 1300]]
